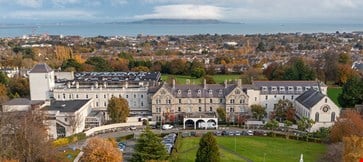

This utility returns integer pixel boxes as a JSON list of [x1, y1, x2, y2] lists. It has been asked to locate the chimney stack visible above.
[[237, 79, 242, 87], [224, 80, 227, 88], [172, 79, 176, 89], [203, 79, 207, 89]]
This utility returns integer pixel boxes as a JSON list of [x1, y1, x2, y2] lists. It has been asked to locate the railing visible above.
[[84, 122, 143, 136]]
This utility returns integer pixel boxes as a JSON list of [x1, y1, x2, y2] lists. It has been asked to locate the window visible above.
[[265, 95, 268, 100], [96, 102, 99, 106], [315, 112, 319, 122], [126, 95, 128, 98], [104, 95, 106, 98], [198, 90, 201, 94], [57, 94, 60, 99], [69, 94, 72, 99], [63, 94, 65, 99], [188, 89, 191, 95], [279, 86, 285, 92], [240, 99, 245, 104], [104, 102, 106, 106], [199, 107, 202, 112], [86, 94, 88, 99], [96, 95, 98, 98], [141, 102, 144, 107], [178, 107, 181, 112], [156, 107, 161, 113], [219, 89, 223, 94], [134, 94, 136, 98], [291, 95, 294, 100], [64, 118, 67, 122], [262, 86, 268, 91], [282, 96, 285, 100], [178, 89, 181, 94], [119, 94, 122, 98], [255, 97, 257, 101], [296, 86, 302, 91], [331, 112, 336, 122], [230, 107, 234, 112], [199, 99, 202, 103], [179, 99, 182, 104], [166, 99, 171, 104], [220, 99, 223, 103], [271, 86, 277, 92], [230, 99, 235, 104], [274, 95, 276, 98], [325, 98, 327, 103], [141, 95, 143, 98], [209, 107, 213, 111], [208, 89, 213, 94], [210, 99, 213, 103]]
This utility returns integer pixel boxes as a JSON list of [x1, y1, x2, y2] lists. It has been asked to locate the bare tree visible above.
[[67, 113, 83, 135]]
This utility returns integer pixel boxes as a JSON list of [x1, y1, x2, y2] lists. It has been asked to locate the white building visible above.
[[246, 81, 327, 117], [295, 89, 340, 132], [29, 63, 55, 101], [44, 99, 93, 139]]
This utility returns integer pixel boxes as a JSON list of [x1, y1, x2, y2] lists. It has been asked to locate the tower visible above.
[[29, 63, 55, 101]]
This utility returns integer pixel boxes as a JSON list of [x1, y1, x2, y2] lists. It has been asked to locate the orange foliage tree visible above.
[[343, 135, 363, 162], [81, 137, 122, 162], [330, 109, 363, 142]]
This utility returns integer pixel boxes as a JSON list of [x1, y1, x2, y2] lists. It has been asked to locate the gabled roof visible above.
[[295, 89, 325, 109], [29, 63, 53, 73], [3, 98, 31, 105]]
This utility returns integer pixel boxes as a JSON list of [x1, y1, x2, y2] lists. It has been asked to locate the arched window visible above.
[[315, 112, 319, 122], [331, 112, 336, 122]]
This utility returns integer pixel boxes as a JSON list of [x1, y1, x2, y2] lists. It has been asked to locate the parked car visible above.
[[162, 124, 173, 130], [222, 131, 228, 136], [247, 130, 254, 136], [235, 131, 241, 136], [129, 126, 137, 130], [214, 131, 222, 136], [228, 131, 235, 136]]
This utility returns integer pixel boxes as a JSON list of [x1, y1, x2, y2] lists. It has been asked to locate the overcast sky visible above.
[[1, 0, 362, 23]]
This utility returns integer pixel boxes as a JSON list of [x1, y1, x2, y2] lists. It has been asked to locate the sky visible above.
[[0, 0, 362, 23]]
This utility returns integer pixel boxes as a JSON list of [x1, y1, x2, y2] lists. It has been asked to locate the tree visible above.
[[195, 132, 220, 162], [216, 107, 226, 122], [340, 77, 363, 107], [191, 67, 205, 78], [203, 75, 216, 84], [283, 57, 316, 80], [85, 56, 112, 72], [343, 135, 363, 162], [61, 59, 81, 71], [336, 64, 358, 85], [8, 77, 29, 98], [0, 84, 9, 103], [0, 72, 9, 85], [251, 104, 266, 121], [0, 111, 56, 161], [131, 127, 168, 162], [81, 137, 122, 162], [330, 109, 363, 142], [107, 97, 130, 123], [297, 117, 315, 131], [273, 99, 295, 122]]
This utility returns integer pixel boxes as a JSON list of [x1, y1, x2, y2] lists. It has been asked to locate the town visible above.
[[1, 32, 363, 162]]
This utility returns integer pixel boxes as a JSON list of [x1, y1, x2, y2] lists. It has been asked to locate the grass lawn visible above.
[[177, 136, 326, 162], [327, 87, 342, 107], [161, 74, 241, 85], [57, 149, 81, 162], [177, 137, 246, 162]]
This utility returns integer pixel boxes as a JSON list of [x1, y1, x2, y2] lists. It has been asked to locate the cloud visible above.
[[8, 10, 95, 19], [15, 0, 43, 8], [134, 4, 223, 19]]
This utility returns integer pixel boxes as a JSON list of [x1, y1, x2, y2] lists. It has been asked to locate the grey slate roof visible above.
[[29, 63, 53, 73], [73, 71, 161, 83], [3, 98, 31, 105], [251, 80, 325, 94], [295, 89, 325, 109], [45, 100, 90, 112], [161, 83, 237, 98]]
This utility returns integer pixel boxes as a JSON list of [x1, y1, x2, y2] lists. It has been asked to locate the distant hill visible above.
[[126, 19, 236, 24]]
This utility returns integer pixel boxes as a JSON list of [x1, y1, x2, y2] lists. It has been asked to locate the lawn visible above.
[[327, 87, 342, 107], [177, 136, 326, 162], [161, 74, 241, 85]]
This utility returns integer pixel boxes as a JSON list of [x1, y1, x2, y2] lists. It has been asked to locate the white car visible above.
[[247, 130, 254, 136], [162, 124, 173, 130]]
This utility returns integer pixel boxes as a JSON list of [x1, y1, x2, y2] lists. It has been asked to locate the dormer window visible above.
[[271, 86, 277, 92], [177, 89, 181, 94], [313, 86, 318, 90], [279, 86, 285, 92], [208, 89, 213, 94], [288, 86, 294, 91], [305, 86, 310, 91], [188, 89, 191, 95], [296, 86, 302, 91], [197, 89, 201, 94], [219, 89, 223, 94], [262, 86, 268, 91], [235, 89, 240, 94]]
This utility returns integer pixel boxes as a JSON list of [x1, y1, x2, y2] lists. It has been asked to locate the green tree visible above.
[[191, 67, 205, 78], [8, 77, 29, 98], [61, 59, 81, 71], [216, 107, 226, 122], [107, 97, 130, 123], [195, 132, 220, 162], [283, 57, 316, 80], [340, 76, 363, 107], [85, 56, 112, 71], [297, 117, 315, 131], [251, 104, 266, 121], [273, 99, 295, 122], [203, 75, 216, 84], [265, 119, 279, 131], [0, 72, 9, 85], [131, 128, 168, 162]]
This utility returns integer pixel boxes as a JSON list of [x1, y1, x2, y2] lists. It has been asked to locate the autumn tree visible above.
[[131, 127, 168, 162], [336, 64, 358, 85], [343, 135, 363, 162], [107, 97, 130, 123], [204, 75, 216, 84], [81, 137, 122, 162], [330, 109, 363, 142], [0, 111, 56, 161], [216, 107, 226, 122], [8, 77, 29, 98], [0, 84, 9, 104], [195, 132, 220, 162], [273, 99, 295, 122], [251, 104, 266, 121]]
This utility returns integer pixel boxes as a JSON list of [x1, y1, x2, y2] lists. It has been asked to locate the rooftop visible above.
[[72, 71, 161, 83], [44, 100, 91, 112], [295, 89, 325, 109], [3, 98, 31, 105], [29, 63, 53, 73]]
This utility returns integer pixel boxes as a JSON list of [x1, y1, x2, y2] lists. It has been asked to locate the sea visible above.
[[1, 22, 363, 38]]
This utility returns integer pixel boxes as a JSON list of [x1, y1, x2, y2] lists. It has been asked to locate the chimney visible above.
[[203, 79, 207, 89], [224, 80, 227, 89], [125, 81, 128, 88], [237, 79, 242, 87], [67, 82, 71, 88], [103, 82, 107, 88], [95, 81, 98, 89], [76, 81, 79, 89], [186, 79, 190, 85], [172, 79, 176, 89]]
